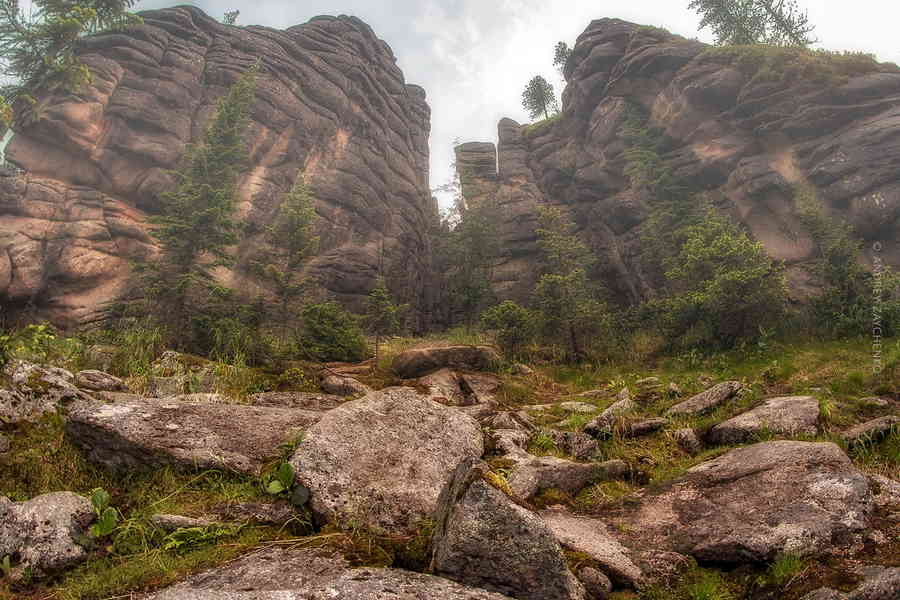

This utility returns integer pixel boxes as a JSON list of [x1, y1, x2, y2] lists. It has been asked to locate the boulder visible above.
[[0, 492, 94, 579], [418, 368, 466, 405], [481, 410, 534, 432], [842, 416, 900, 448], [545, 430, 600, 461], [801, 566, 900, 600], [74, 369, 126, 392], [540, 507, 644, 588], [66, 397, 320, 476], [289, 387, 483, 535], [578, 567, 613, 599], [1, 360, 85, 422], [248, 391, 345, 411], [320, 374, 371, 397], [665, 381, 742, 417], [431, 463, 586, 600], [511, 363, 535, 376], [144, 546, 514, 600], [608, 441, 872, 564], [673, 428, 703, 454], [584, 388, 636, 437], [459, 372, 501, 405], [622, 418, 668, 438], [869, 474, 900, 509], [392, 346, 500, 378], [707, 395, 819, 444], [507, 456, 628, 501]]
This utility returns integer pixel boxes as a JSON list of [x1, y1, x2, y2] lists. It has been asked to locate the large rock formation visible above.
[[456, 19, 900, 304], [0, 6, 431, 328]]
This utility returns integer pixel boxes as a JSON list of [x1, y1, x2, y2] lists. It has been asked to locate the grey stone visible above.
[[392, 345, 501, 378], [148, 375, 190, 398], [0, 433, 9, 453], [248, 391, 344, 411], [289, 387, 483, 535], [1, 360, 86, 423], [144, 546, 514, 600], [489, 429, 531, 456], [584, 388, 636, 437], [842, 416, 900, 448], [869, 474, 900, 509], [431, 463, 586, 600], [545, 430, 600, 461], [540, 506, 644, 588], [150, 514, 215, 532], [801, 590, 847, 600], [707, 395, 819, 444], [0, 492, 94, 580], [673, 428, 703, 453], [623, 418, 668, 438], [418, 368, 466, 405], [320, 374, 371, 397], [459, 372, 501, 405], [665, 381, 742, 417], [507, 456, 628, 501], [66, 397, 320, 476], [511, 363, 535, 375], [801, 567, 900, 600], [211, 502, 296, 526], [481, 410, 534, 432], [608, 441, 873, 564], [75, 369, 126, 392], [578, 566, 613, 599]]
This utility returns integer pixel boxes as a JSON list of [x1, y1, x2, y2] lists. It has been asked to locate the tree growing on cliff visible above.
[[533, 206, 607, 360], [0, 0, 141, 126], [521, 75, 558, 120], [255, 174, 320, 326], [688, 0, 816, 46], [223, 9, 239, 25], [553, 42, 572, 77], [144, 65, 257, 348]]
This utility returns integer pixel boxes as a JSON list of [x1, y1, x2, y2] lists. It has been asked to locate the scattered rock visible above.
[[66, 397, 320, 475], [481, 410, 534, 431], [511, 363, 535, 376], [578, 566, 613, 599], [842, 416, 900, 448], [0, 492, 95, 579], [634, 377, 662, 401], [147, 375, 190, 398], [1, 360, 86, 422], [707, 395, 819, 444], [623, 417, 668, 438], [290, 387, 483, 535], [459, 372, 501, 405], [527, 402, 598, 414], [583, 388, 636, 437], [665, 381, 742, 417], [169, 392, 229, 404], [150, 514, 215, 532], [320, 374, 371, 397], [870, 474, 900, 509], [489, 429, 531, 456], [392, 345, 501, 378], [608, 441, 872, 564], [144, 546, 514, 600], [431, 462, 586, 600], [540, 506, 644, 588], [0, 433, 9, 453], [545, 430, 600, 461], [859, 397, 891, 408], [418, 368, 466, 405], [577, 389, 608, 399], [801, 566, 900, 600], [673, 428, 703, 454], [0, 388, 50, 424], [211, 501, 297, 526], [74, 370, 126, 392], [248, 391, 345, 410], [508, 456, 628, 501]]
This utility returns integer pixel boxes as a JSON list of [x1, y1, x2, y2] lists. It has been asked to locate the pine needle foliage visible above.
[[688, 0, 816, 47], [521, 75, 558, 120]]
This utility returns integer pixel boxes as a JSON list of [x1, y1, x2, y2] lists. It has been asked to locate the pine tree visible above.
[[533, 206, 606, 360], [223, 9, 239, 25], [365, 277, 405, 362], [257, 174, 320, 325], [688, 0, 816, 46], [145, 65, 258, 347], [553, 42, 572, 77], [0, 0, 141, 125], [521, 75, 558, 120]]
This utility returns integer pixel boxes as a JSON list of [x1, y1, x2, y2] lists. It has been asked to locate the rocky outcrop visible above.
[[0, 359, 87, 423], [392, 345, 501, 378], [0, 492, 95, 580], [707, 395, 820, 443], [66, 396, 320, 475], [144, 546, 515, 600], [801, 567, 900, 600], [665, 381, 742, 417], [607, 441, 873, 564], [456, 19, 900, 304], [289, 387, 483, 535], [0, 6, 431, 328]]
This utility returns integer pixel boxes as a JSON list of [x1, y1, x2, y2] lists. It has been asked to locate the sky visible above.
[[134, 1, 900, 209]]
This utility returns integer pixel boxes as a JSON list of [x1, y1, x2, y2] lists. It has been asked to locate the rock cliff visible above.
[[0, 6, 431, 328], [457, 19, 900, 305]]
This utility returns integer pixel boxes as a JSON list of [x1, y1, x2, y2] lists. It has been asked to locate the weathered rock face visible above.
[[0, 6, 431, 328], [456, 19, 900, 304], [707, 395, 820, 443]]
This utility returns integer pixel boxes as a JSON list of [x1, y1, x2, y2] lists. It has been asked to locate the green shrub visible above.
[[300, 302, 368, 362], [481, 301, 537, 359]]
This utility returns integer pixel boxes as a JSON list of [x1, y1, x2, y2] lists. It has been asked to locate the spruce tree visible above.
[[145, 65, 257, 347], [365, 277, 405, 362], [0, 0, 140, 125]]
